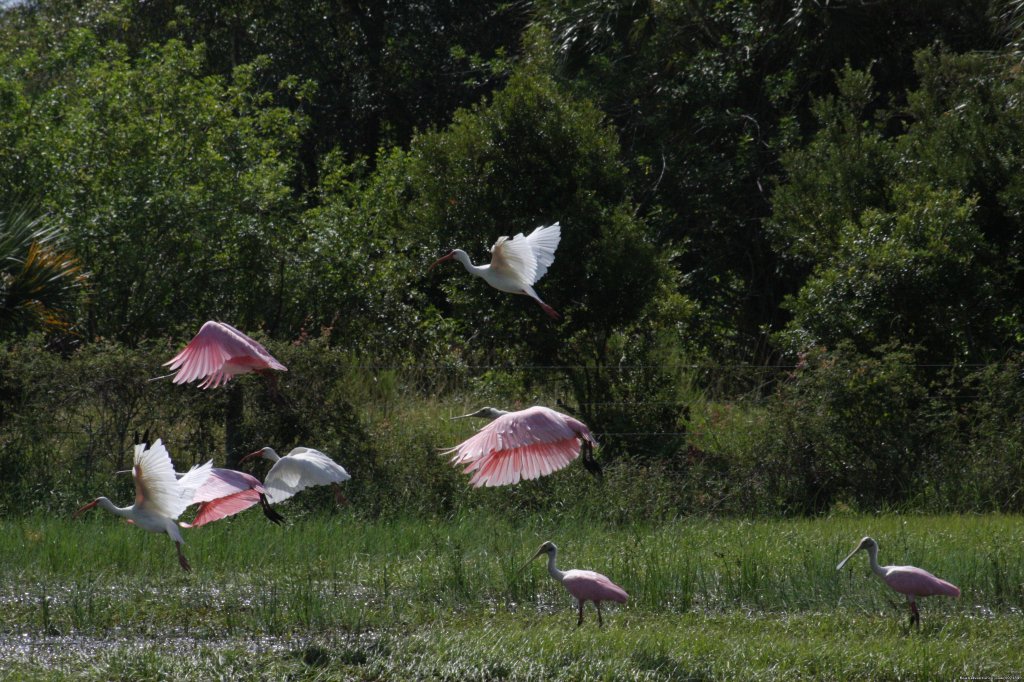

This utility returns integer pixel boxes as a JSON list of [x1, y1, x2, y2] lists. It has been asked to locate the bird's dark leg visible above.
[[259, 493, 285, 525], [577, 599, 584, 627], [580, 440, 603, 482], [909, 600, 920, 629], [596, 601, 604, 627], [260, 371, 291, 408], [176, 542, 191, 572]]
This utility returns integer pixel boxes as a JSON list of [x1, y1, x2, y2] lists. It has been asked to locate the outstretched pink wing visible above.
[[444, 406, 595, 487], [180, 468, 265, 528], [164, 320, 286, 388]]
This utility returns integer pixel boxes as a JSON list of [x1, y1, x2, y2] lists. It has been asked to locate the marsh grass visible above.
[[1, 512, 1022, 679]]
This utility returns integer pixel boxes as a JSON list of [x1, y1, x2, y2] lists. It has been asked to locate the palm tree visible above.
[[0, 207, 85, 337]]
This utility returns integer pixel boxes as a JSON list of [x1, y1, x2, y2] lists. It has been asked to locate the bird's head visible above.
[[836, 536, 877, 570], [518, 540, 558, 574], [240, 447, 275, 465], [451, 407, 508, 421], [73, 498, 101, 519]]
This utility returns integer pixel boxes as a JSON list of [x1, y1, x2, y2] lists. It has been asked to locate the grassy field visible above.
[[1, 511, 1022, 680]]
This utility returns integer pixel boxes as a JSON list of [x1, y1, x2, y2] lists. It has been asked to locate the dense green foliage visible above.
[[1, 0, 1024, 516]]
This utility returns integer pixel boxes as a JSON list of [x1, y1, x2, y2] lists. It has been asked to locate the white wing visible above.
[[264, 447, 351, 504], [133, 440, 211, 520], [489, 222, 561, 286], [523, 222, 560, 282]]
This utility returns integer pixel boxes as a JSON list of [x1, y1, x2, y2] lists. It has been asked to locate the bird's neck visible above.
[[453, 250, 486, 278], [262, 449, 281, 463], [97, 497, 132, 518], [546, 551, 565, 582], [865, 545, 885, 577]]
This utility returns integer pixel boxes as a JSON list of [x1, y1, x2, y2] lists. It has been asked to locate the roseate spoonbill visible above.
[[74, 440, 212, 571], [524, 541, 628, 626], [164, 320, 287, 389], [240, 446, 351, 506], [836, 536, 960, 628], [428, 222, 562, 319], [444, 406, 600, 487], [179, 468, 285, 528]]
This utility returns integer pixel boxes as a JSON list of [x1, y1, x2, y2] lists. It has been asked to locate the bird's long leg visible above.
[[259, 493, 285, 525], [596, 601, 604, 627], [909, 599, 920, 629], [577, 599, 584, 627], [580, 440, 603, 482], [176, 542, 191, 572]]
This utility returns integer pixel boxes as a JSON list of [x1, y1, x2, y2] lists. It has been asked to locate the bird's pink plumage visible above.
[[884, 566, 961, 598], [165, 320, 286, 389], [562, 570, 629, 604]]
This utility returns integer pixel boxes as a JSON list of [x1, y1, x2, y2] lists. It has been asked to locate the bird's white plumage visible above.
[[263, 447, 351, 504], [133, 440, 212, 520], [489, 222, 561, 286]]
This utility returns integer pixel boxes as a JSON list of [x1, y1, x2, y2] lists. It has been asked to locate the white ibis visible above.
[[240, 446, 351, 506], [74, 440, 212, 571], [429, 222, 562, 319]]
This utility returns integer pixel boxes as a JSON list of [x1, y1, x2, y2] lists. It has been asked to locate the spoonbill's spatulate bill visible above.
[[429, 222, 562, 319], [240, 446, 351, 506], [524, 541, 627, 626], [164, 320, 287, 389], [836, 536, 960, 627], [180, 468, 284, 528], [74, 440, 212, 571], [444, 406, 600, 487]]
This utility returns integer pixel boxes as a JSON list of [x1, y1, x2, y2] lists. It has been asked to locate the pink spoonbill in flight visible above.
[[444, 406, 600, 487], [74, 440, 212, 571], [524, 541, 628, 627], [164, 320, 287, 389], [428, 222, 562, 319], [836, 536, 960, 628], [179, 468, 285, 528], [240, 446, 351, 507]]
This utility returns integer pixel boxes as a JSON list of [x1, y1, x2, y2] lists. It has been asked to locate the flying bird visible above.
[[240, 446, 351, 507], [523, 541, 627, 627], [836, 536, 960, 628], [428, 222, 562, 319], [164, 320, 287, 389], [179, 468, 284, 528], [74, 440, 212, 571], [444, 406, 600, 487]]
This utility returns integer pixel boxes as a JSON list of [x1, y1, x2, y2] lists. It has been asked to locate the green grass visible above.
[[1, 512, 1022, 680]]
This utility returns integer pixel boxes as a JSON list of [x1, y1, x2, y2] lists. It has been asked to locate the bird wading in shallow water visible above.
[[428, 222, 562, 319], [74, 440, 212, 571], [163, 320, 287, 389], [240, 446, 351, 507], [444, 406, 601, 487], [523, 541, 628, 626], [836, 536, 960, 628]]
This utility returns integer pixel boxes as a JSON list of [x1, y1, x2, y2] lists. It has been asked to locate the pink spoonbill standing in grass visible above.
[[836, 536, 960, 628], [240, 446, 351, 507], [444, 406, 601, 487], [428, 222, 562, 319], [74, 440, 212, 571], [179, 468, 285, 528], [524, 541, 628, 627], [163, 320, 287, 389]]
